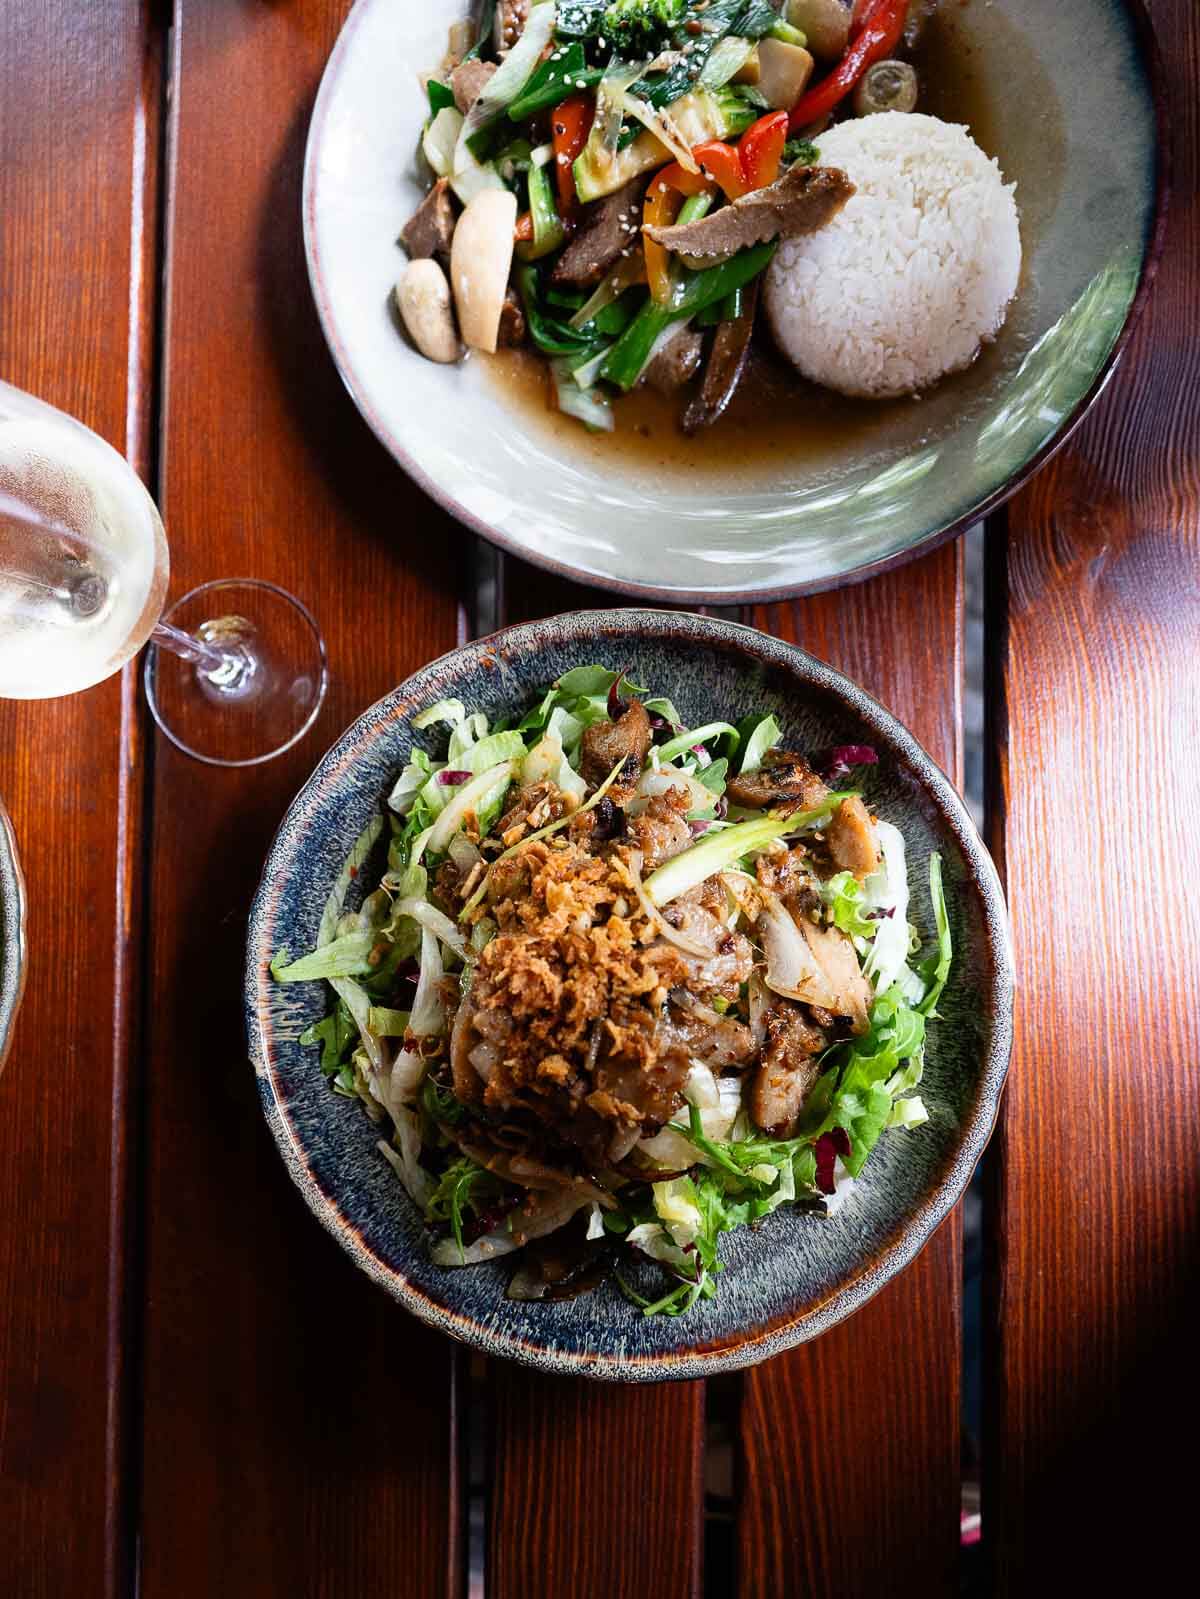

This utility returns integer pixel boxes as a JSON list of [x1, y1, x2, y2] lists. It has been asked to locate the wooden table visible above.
[[1, 4, 1195, 1594]]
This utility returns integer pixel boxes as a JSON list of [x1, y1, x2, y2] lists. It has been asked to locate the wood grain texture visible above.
[[138, 3, 467, 1595], [737, 547, 966, 1599], [488, 1369, 704, 1599], [983, 0, 1199, 1582], [486, 559, 706, 1599], [0, 4, 158, 1596]]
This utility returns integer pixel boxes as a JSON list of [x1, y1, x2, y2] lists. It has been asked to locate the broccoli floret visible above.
[[601, 0, 687, 54]]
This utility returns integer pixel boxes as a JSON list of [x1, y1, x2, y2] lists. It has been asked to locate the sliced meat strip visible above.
[[400, 178, 457, 261], [682, 278, 760, 434], [826, 795, 879, 880], [580, 697, 652, 802], [663, 1002, 757, 1068], [799, 919, 871, 1033], [496, 286, 527, 347], [726, 748, 831, 812], [643, 164, 855, 267], [625, 786, 691, 871], [660, 892, 754, 998], [450, 57, 496, 114], [550, 176, 649, 289], [644, 328, 704, 395], [750, 997, 827, 1137]]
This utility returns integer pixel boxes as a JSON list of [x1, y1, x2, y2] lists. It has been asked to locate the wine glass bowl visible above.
[[0, 383, 169, 698], [0, 378, 328, 766]]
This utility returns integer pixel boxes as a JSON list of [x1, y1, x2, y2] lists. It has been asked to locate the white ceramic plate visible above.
[[303, 0, 1163, 600]]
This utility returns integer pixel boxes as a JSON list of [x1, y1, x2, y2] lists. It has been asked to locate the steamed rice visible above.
[[765, 113, 1021, 399]]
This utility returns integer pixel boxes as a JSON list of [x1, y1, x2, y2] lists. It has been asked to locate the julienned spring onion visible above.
[[642, 812, 795, 906], [517, 163, 566, 262], [552, 360, 616, 431], [516, 265, 604, 358], [507, 42, 605, 121], [600, 242, 778, 391]]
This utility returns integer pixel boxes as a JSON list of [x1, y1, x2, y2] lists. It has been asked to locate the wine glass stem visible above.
[[150, 619, 245, 684]]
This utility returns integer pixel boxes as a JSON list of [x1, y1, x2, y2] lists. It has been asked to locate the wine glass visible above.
[[0, 379, 327, 765]]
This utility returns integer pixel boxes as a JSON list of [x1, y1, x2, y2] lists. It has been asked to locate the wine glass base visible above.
[[144, 579, 327, 766]]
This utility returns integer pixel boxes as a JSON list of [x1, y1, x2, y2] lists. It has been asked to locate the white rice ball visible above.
[[765, 113, 1021, 399]]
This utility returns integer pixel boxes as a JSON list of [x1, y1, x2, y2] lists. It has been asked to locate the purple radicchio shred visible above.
[[866, 906, 895, 921], [823, 744, 879, 785], [607, 670, 631, 719], [437, 768, 473, 785], [813, 1126, 853, 1195], [714, 795, 729, 820], [688, 820, 711, 837], [463, 1191, 522, 1244]]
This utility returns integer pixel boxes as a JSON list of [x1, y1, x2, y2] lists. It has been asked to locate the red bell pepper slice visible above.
[[691, 140, 748, 201], [738, 111, 789, 192], [652, 160, 715, 199], [788, 0, 908, 131], [551, 93, 595, 217]]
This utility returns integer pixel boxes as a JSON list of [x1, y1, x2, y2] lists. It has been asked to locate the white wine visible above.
[[0, 390, 169, 700]]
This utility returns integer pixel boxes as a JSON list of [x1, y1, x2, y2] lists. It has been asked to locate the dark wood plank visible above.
[[489, 1372, 704, 1599], [737, 548, 966, 1599], [485, 564, 705, 1599], [0, 4, 159, 1594], [982, 0, 1198, 1581], [138, 4, 467, 1595]]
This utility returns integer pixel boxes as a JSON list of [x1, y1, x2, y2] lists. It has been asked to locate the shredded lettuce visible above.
[[918, 853, 952, 1015], [861, 820, 912, 995], [412, 697, 466, 732], [736, 712, 782, 775], [279, 663, 954, 1314], [271, 931, 375, 982], [654, 721, 739, 765]]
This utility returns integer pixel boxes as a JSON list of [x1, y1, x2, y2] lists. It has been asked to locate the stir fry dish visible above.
[[273, 667, 952, 1314], [395, 1, 1020, 430]]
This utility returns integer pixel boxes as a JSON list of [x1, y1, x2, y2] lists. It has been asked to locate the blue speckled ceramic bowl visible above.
[[245, 613, 1013, 1380], [0, 797, 26, 1076], [304, 0, 1166, 599]]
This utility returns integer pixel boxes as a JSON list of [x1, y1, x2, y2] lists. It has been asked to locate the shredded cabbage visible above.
[[277, 663, 952, 1314]]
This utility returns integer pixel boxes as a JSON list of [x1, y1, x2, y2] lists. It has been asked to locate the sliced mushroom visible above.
[[450, 188, 518, 353], [395, 258, 461, 364], [854, 59, 919, 117]]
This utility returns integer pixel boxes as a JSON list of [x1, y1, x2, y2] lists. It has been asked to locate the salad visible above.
[[273, 666, 951, 1315], [394, 2, 933, 433]]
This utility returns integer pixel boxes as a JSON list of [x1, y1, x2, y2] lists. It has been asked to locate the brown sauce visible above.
[[481, 0, 1067, 486]]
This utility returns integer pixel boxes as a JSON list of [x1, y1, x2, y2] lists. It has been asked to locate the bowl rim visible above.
[[245, 609, 1015, 1380], [0, 798, 27, 1078], [301, 0, 1170, 604]]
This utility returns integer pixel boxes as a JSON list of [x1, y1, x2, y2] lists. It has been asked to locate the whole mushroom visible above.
[[395, 259, 462, 364]]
